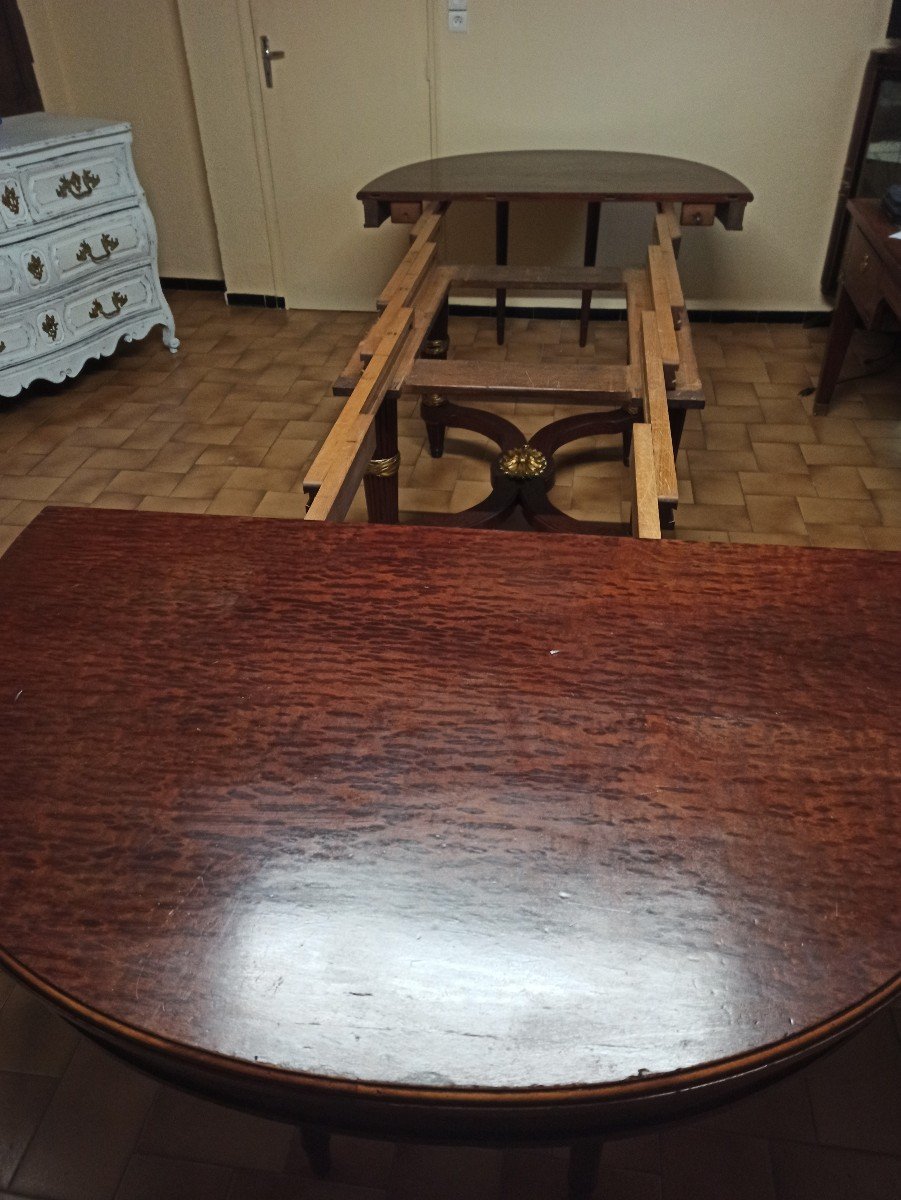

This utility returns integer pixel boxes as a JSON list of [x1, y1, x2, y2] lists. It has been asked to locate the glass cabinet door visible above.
[[856, 77, 901, 199], [822, 48, 901, 297]]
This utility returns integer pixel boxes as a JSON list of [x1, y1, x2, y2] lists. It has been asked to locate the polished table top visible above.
[[0, 509, 898, 1135], [358, 148, 753, 206]]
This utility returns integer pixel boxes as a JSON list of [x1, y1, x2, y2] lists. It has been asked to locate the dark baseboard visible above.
[[160, 277, 225, 292], [447, 301, 832, 325], [159, 280, 286, 310], [225, 292, 286, 309], [157, 282, 832, 325]]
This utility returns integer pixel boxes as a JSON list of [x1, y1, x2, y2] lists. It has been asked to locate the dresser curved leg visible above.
[[161, 322, 180, 353]]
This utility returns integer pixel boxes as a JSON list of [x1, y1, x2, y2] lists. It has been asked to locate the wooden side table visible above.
[[814, 198, 901, 413]]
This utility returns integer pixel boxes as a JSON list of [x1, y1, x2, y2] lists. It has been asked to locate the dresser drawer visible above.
[[62, 267, 158, 339], [0, 265, 160, 365], [54, 206, 150, 283], [0, 251, 18, 303], [18, 141, 137, 227], [0, 208, 151, 302], [0, 309, 37, 367]]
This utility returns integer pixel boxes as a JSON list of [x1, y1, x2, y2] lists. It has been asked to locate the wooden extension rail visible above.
[[305, 196, 698, 539], [304, 202, 449, 522], [304, 308, 412, 521]]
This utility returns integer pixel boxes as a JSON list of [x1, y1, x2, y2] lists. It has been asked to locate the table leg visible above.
[[668, 407, 687, 456], [363, 394, 399, 523], [580, 201, 601, 347], [813, 286, 858, 414], [300, 1127, 332, 1177], [568, 1137, 602, 1199], [421, 305, 451, 458], [656, 407, 688, 531], [496, 200, 509, 345]]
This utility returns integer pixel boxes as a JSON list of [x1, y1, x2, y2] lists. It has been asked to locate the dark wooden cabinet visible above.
[[814, 199, 901, 412], [822, 46, 901, 297]]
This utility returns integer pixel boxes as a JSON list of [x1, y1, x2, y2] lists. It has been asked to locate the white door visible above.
[[249, 0, 432, 310]]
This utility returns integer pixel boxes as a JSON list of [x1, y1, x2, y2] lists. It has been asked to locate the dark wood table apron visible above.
[[358, 148, 751, 343], [358, 148, 752, 228], [0, 510, 898, 1150]]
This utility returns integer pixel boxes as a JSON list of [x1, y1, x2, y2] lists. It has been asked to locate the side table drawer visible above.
[[841, 224, 888, 326]]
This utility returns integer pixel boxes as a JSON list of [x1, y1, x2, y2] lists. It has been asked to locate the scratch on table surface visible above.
[[163, 874, 207, 924]]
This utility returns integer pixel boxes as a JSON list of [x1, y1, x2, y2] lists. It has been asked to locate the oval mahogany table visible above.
[[0, 509, 898, 1191], [357, 148, 753, 227]]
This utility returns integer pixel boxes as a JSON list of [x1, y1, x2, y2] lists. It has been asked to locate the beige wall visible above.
[[431, 0, 892, 312], [20, 0, 222, 280], [16, 0, 896, 310]]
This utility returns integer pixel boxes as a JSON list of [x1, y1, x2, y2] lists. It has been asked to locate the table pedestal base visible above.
[[418, 396, 635, 533], [300, 1127, 603, 1199], [362, 390, 684, 533], [299, 1127, 332, 1177]]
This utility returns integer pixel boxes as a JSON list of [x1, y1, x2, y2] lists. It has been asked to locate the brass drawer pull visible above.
[[1, 184, 20, 214], [56, 169, 100, 201], [76, 233, 119, 264], [27, 254, 45, 281], [88, 290, 127, 320], [41, 313, 59, 341]]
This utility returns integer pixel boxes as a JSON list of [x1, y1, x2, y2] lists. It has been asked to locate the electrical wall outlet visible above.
[[448, 10, 468, 32]]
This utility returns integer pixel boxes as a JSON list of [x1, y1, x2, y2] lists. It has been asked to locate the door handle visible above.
[[260, 35, 285, 88]]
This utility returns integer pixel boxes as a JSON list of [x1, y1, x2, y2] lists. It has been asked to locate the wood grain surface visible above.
[[0, 508, 897, 1130], [358, 150, 753, 206]]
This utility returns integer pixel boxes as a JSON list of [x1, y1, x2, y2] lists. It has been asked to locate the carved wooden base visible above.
[[300, 1127, 332, 1177], [568, 1138, 603, 1200], [298, 1125, 601, 1199], [416, 396, 644, 534]]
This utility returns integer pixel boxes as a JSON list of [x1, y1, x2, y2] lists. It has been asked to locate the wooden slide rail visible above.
[[304, 202, 449, 521], [305, 198, 699, 537], [304, 309, 412, 521]]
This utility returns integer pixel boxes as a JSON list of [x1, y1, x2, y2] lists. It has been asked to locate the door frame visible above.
[[0, 0, 43, 115], [237, 0, 438, 308], [235, 0, 286, 302], [178, 0, 438, 306]]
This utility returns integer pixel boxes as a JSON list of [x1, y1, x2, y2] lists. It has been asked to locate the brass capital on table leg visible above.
[[366, 452, 401, 478], [421, 392, 446, 409]]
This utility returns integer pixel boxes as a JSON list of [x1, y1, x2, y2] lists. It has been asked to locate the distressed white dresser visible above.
[[0, 113, 177, 398]]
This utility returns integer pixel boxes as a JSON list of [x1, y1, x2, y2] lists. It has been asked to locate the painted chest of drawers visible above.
[[0, 113, 177, 399]]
